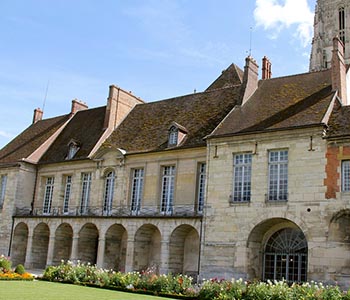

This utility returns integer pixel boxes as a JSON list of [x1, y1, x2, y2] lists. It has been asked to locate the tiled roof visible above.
[[39, 106, 106, 163], [102, 86, 241, 154], [327, 102, 350, 138], [0, 114, 70, 165], [210, 69, 334, 137], [206, 64, 243, 91]]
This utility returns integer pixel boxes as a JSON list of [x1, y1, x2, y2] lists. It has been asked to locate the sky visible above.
[[0, 0, 316, 149]]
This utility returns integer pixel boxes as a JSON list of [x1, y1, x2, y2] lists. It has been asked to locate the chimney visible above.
[[103, 85, 120, 130], [240, 56, 259, 105], [32, 108, 43, 124], [262, 56, 272, 80], [331, 36, 347, 105], [71, 99, 88, 114]]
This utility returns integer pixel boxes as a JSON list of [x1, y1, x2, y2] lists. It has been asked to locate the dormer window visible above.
[[168, 123, 188, 147], [66, 140, 80, 160]]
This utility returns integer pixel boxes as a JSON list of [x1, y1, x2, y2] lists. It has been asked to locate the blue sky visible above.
[[0, 0, 316, 148]]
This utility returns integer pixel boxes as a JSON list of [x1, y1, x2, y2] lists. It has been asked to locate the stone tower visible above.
[[310, 0, 350, 71]]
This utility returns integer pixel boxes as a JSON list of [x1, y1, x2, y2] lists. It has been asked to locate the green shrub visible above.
[[0, 255, 12, 273], [14, 264, 26, 275]]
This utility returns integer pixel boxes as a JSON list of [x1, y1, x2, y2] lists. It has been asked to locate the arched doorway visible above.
[[32, 223, 50, 269], [78, 223, 98, 264], [169, 225, 199, 278], [263, 227, 307, 282], [104, 224, 127, 271], [11, 223, 28, 267], [133, 224, 161, 272], [53, 223, 73, 265]]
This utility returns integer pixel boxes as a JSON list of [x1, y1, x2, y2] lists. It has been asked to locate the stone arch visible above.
[[11, 222, 28, 267], [247, 218, 307, 282], [133, 224, 161, 272], [78, 223, 99, 264], [169, 224, 200, 278], [32, 222, 50, 269], [328, 209, 350, 278], [104, 224, 127, 271], [53, 223, 73, 265]]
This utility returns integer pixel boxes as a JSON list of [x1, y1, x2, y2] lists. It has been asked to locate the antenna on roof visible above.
[[42, 79, 50, 113]]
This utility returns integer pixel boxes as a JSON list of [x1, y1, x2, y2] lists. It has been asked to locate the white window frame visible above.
[[103, 171, 115, 215], [268, 150, 288, 201], [131, 168, 144, 214], [63, 175, 72, 214], [342, 160, 350, 192], [161, 165, 175, 214], [168, 126, 178, 146], [233, 153, 252, 202], [67, 142, 79, 160], [197, 163, 206, 212], [80, 172, 92, 214], [339, 7, 346, 45], [43, 177, 54, 214], [0, 175, 7, 208]]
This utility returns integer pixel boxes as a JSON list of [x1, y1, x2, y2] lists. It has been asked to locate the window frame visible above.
[[160, 165, 176, 214], [63, 175, 72, 214], [80, 172, 92, 214], [268, 149, 288, 202], [130, 168, 144, 214], [342, 160, 350, 192], [168, 126, 178, 146], [197, 162, 206, 212], [103, 170, 115, 215], [0, 175, 7, 209], [232, 153, 252, 203], [43, 176, 55, 215]]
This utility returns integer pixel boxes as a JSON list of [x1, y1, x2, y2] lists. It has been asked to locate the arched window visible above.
[[103, 171, 115, 215], [168, 126, 178, 146], [339, 7, 346, 45], [263, 228, 308, 283], [66, 141, 80, 159]]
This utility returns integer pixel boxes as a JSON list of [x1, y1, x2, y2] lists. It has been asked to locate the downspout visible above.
[[8, 216, 15, 257], [30, 165, 39, 215]]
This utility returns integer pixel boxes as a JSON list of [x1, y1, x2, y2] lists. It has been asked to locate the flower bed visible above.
[[0, 255, 34, 281], [42, 261, 350, 300]]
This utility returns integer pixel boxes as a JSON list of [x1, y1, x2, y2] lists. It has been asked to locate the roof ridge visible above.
[[258, 68, 331, 83]]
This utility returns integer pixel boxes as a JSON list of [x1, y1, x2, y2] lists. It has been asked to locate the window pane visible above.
[[197, 163, 206, 212], [80, 173, 92, 214], [342, 161, 350, 191], [0, 175, 7, 208], [63, 175, 72, 214], [161, 166, 175, 212], [233, 153, 252, 202], [268, 150, 288, 201], [103, 171, 115, 215], [131, 168, 144, 212], [43, 177, 54, 214]]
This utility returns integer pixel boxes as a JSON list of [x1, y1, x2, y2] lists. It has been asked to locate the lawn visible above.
[[0, 281, 178, 300]]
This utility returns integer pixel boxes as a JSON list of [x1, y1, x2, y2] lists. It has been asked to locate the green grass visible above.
[[0, 281, 178, 300]]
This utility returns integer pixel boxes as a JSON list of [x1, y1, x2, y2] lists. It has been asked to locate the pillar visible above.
[[124, 239, 134, 272]]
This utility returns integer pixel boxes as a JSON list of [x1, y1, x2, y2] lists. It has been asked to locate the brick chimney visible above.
[[104, 85, 120, 130], [262, 56, 272, 80], [32, 108, 43, 124], [71, 99, 88, 115], [331, 36, 347, 105], [240, 56, 259, 105]]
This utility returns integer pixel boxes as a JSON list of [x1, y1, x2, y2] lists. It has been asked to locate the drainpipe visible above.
[[8, 216, 15, 257], [30, 165, 39, 215]]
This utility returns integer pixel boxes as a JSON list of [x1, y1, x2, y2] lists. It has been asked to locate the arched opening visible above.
[[53, 223, 73, 265], [328, 210, 350, 279], [104, 224, 127, 271], [11, 223, 28, 267], [133, 224, 161, 272], [247, 218, 307, 282], [32, 223, 50, 269], [263, 228, 307, 282], [169, 225, 199, 278], [78, 223, 98, 264]]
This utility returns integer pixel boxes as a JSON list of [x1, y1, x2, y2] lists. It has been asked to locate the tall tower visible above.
[[309, 0, 350, 72]]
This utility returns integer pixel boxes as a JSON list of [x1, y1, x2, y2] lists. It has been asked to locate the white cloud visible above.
[[254, 0, 314, 47], [0, 130, 14, 139]]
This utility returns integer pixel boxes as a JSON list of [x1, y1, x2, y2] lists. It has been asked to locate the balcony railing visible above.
[[14, 205, 203, 218]]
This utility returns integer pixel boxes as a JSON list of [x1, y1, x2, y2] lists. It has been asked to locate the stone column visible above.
[[70, 233, 79, 263], [46, 234, 56, 266], [159, 240, 170, 274], [124, 239, 135, 273], [24, 231, 34, 269], [96, 234, 106, 269]]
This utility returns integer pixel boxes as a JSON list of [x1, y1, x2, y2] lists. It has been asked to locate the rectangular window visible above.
[[80, 172, 92, 214], [0, 175, 7, 209], [342, 160, 350, 192], [43, 177, 54, 214], [103, 171, 115, 215], [161, 166, 175, 213], [233, 153, 252, 202], [131, 168, 144, 213], [63, 175, 72, 214], [197, 163, 206, 212], [268, 150, 288, 201]]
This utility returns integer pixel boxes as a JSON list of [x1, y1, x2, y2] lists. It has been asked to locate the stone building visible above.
[[0, 0, 349, 289], [310, 0, 350, 71]]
